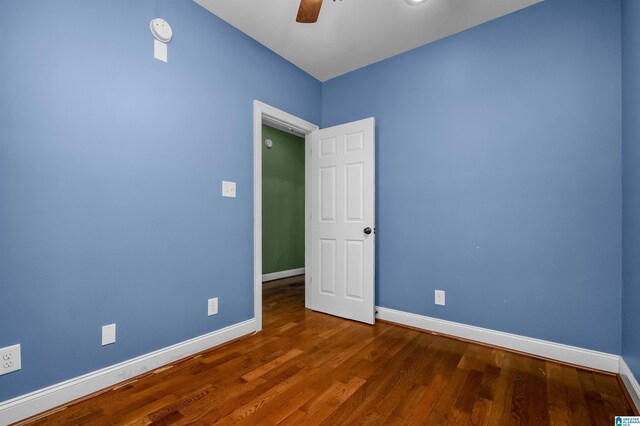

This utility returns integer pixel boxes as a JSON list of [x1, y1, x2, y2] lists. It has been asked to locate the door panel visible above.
[[345, 240, 364, 300], [345, 162, 364, 222], [319, 239, 336, 295], [319, 167, 337, 221], [310, 118, 375, 324]]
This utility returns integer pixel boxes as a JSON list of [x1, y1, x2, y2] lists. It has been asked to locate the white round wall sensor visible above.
[[150, 18, 172, 43], [264, 139, 274, 149]]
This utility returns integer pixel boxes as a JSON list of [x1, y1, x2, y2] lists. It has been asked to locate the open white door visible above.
[[310, 118, 375, 324]]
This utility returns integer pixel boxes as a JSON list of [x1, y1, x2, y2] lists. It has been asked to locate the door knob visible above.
[[364, 227, 372, 235]]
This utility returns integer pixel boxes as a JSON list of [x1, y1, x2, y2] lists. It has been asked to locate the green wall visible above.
[[262, 125, 305, 275]]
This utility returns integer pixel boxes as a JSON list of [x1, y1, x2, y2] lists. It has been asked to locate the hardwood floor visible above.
[[22, 275, 636, 425]]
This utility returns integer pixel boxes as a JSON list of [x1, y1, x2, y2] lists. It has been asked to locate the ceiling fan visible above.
[[295, 0, 427, 23], [296, 0, 327, 24]]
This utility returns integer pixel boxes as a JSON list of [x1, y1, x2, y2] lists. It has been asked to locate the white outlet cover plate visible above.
[[435, 290, 445, 306], [0, 344, 21, 375], [208, 297, 218, 316], [222, 181, 236, 198], [102, 324, 116, 346]]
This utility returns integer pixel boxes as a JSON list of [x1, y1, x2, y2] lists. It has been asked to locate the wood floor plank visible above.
[[578, 368, 613, 424], [20, 275, 636, 425], [528, 358, 551, 426], [265, 388, 317, 424], [277, 408, 309, 425], [388, 382, 426, 420], [508, 353, 533, 425], [318, 334, 430, 424], [562, 364, 593, 425], [469, 397, 493, 426], [242, 348, 304, 381], [546, 362, 571, 426]]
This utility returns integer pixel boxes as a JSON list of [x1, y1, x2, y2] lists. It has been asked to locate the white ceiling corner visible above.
[[194, 0, 542, 82]]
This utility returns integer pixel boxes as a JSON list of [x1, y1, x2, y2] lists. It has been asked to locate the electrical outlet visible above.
[[0, 344, 21, 375], [435, 290, 445, 306], [222, 181, 236, 198], [102, 324, 116, 346], [208, 297, 218, 316]]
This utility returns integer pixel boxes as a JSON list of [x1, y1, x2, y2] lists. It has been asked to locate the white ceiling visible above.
[[194, 0, 542, 82]]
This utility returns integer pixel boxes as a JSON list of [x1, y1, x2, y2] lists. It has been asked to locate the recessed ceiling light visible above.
[[405, 0, 428, 5]]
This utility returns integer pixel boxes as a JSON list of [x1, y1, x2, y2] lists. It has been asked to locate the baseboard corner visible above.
[[620, 357, 640, 413]]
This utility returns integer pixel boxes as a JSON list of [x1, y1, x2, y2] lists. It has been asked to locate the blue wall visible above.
[[0, 0, 320, 401], [0, 0, 632, 405], [322, 0, 622, 353], [622, 0, 640, 382]]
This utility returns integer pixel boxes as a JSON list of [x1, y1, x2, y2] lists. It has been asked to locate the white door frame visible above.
[[253, 100, 319, 332]]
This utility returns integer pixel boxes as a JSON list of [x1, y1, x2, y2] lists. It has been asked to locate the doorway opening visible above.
[[254, 101, 377, 331], [261, 122, 305, 283], [261, 122, 306, 327], [253, 101, 318, 332]]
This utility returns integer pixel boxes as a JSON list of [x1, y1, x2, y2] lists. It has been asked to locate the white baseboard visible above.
[[375, 306, 620, 373], [620, 357, 640, 412], [0, 318, 257, 425], [262, 267, 304, 282]]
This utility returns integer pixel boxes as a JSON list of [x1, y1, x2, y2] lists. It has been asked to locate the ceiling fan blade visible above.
[[296, 0, 323, 23]]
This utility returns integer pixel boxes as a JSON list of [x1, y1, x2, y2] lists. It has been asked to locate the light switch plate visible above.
[[435, 290, 445, 306], [102, 324, 116, 346], [222, 181, 236, 198]]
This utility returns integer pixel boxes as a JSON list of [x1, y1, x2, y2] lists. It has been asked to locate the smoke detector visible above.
[[150, 18, 172, 43]]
